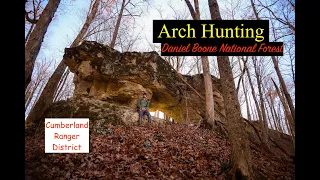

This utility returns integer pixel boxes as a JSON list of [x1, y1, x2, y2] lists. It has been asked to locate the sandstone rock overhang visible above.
[[63, 41, 225, 123]]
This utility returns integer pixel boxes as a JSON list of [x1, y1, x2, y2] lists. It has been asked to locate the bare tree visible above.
[[164, 56, 188, 73], [148, 4, 190, 73], [26, 0, 101, 124], [248, 90, 257, 120], [250, 0, 295, 125], [264, 84, 280, 132], [269, 89, 284, 133], [255, 0, 295, 34], [244, 57, 262, 122], [271, 78, 294, 138], [109, 0, 144, 48], [207, 0, 254, 178], [83, 1, 119, 44], [25, 0, 62, 91], [184, 0, 215, 129], [25, 0, 45, 44], [110, 0, 126, 48], [25, 58, 52, 111], [118, 27, 144, 52], [195, 56, 202, 74], [271, 56, 295, 121], [237, 57, 251, 121], [252, 56, 271, 149]]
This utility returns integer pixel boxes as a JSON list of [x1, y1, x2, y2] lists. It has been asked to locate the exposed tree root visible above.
[[269, 137, 293, 159]]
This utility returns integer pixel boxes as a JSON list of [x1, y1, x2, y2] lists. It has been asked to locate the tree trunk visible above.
[[53, 68, 69, 101], [271, 78, 295, 136], [25, 80, 40, 110], [53, 69, 70, 102], [273, 79, 295, 150], [238, 57, 251, 121], [201, 56, 215, 125], [30, 80, 46, 111], [250, 0, 260, 20], [196, 56, 202, 74], [244, 58, 263, 122], [263, 82, 282, 133], [25, 0, 61, 91], [252, 56, 270, 149], [25, 23, 35, 45], [265, 92, 279, 131], [217, 56, 254, 179], [283, 114, 291, 136], [280, 87, 295, 136], [184, 0, 215, 128], [271, 56, 295, 121], [270, 93, 283, 132], [208, 0, 254, 178], [274, 104, 283, 132], [110, 0, 126, 48], [249, 0, 295, 125], [248, 93, 256, 120], [264, 101, 273, 129], [176, 56, 180, 73], [276, 102, 284, 132], [26, 0, 101, 124], [25, 82, 33, 104]]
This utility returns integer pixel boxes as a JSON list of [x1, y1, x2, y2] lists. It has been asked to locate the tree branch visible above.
[[184, 0, 196, 19], [236, 56, 248, 93], [25, 10, 38, 24]]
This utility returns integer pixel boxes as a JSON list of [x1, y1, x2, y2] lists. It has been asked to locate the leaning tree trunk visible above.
[[25, 82, 33, 104], [248, 94, 257, 120], [250, 0, 295, 125], [30, 80, 46, 112], [272, 78, 295, 150], [184, 0, 215, 128], [271, 78, 295, 136], [25, 80, 40, 110], [109, 0, 126, 48], [25, 0, 61, 91], [267, 88, 284, 133], [53, 69, 70, 102], [26, 0, 101, 124], [238, 56, 251, 121], [271, 56, 295, 121], [252, 56, 270, 150], [265, 91, 279, 131], [243, 57, 263, 123], [274, 99, 284, 133], [208, 0, 254, 178], [25, 23, 35, 45]]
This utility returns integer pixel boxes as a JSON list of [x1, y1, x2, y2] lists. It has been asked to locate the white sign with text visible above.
[[45, 118, 89, 153]]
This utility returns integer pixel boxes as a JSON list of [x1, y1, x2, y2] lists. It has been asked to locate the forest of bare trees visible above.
[[25, 0, 295, 179]]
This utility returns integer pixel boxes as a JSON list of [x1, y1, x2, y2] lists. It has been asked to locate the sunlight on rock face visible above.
[[62, 41, 225, 123]]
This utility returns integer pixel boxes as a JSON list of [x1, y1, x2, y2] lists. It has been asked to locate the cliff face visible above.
[[39, 41, 225, 132]]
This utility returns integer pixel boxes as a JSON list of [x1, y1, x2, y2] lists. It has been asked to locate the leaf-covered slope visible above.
[[25, 124, 294, 180]]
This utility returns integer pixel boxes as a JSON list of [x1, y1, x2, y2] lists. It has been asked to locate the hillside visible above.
[[25, 122, 294, 180]]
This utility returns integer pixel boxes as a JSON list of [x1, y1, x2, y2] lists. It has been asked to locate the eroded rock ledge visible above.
[[37, 41, 225, 130]]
